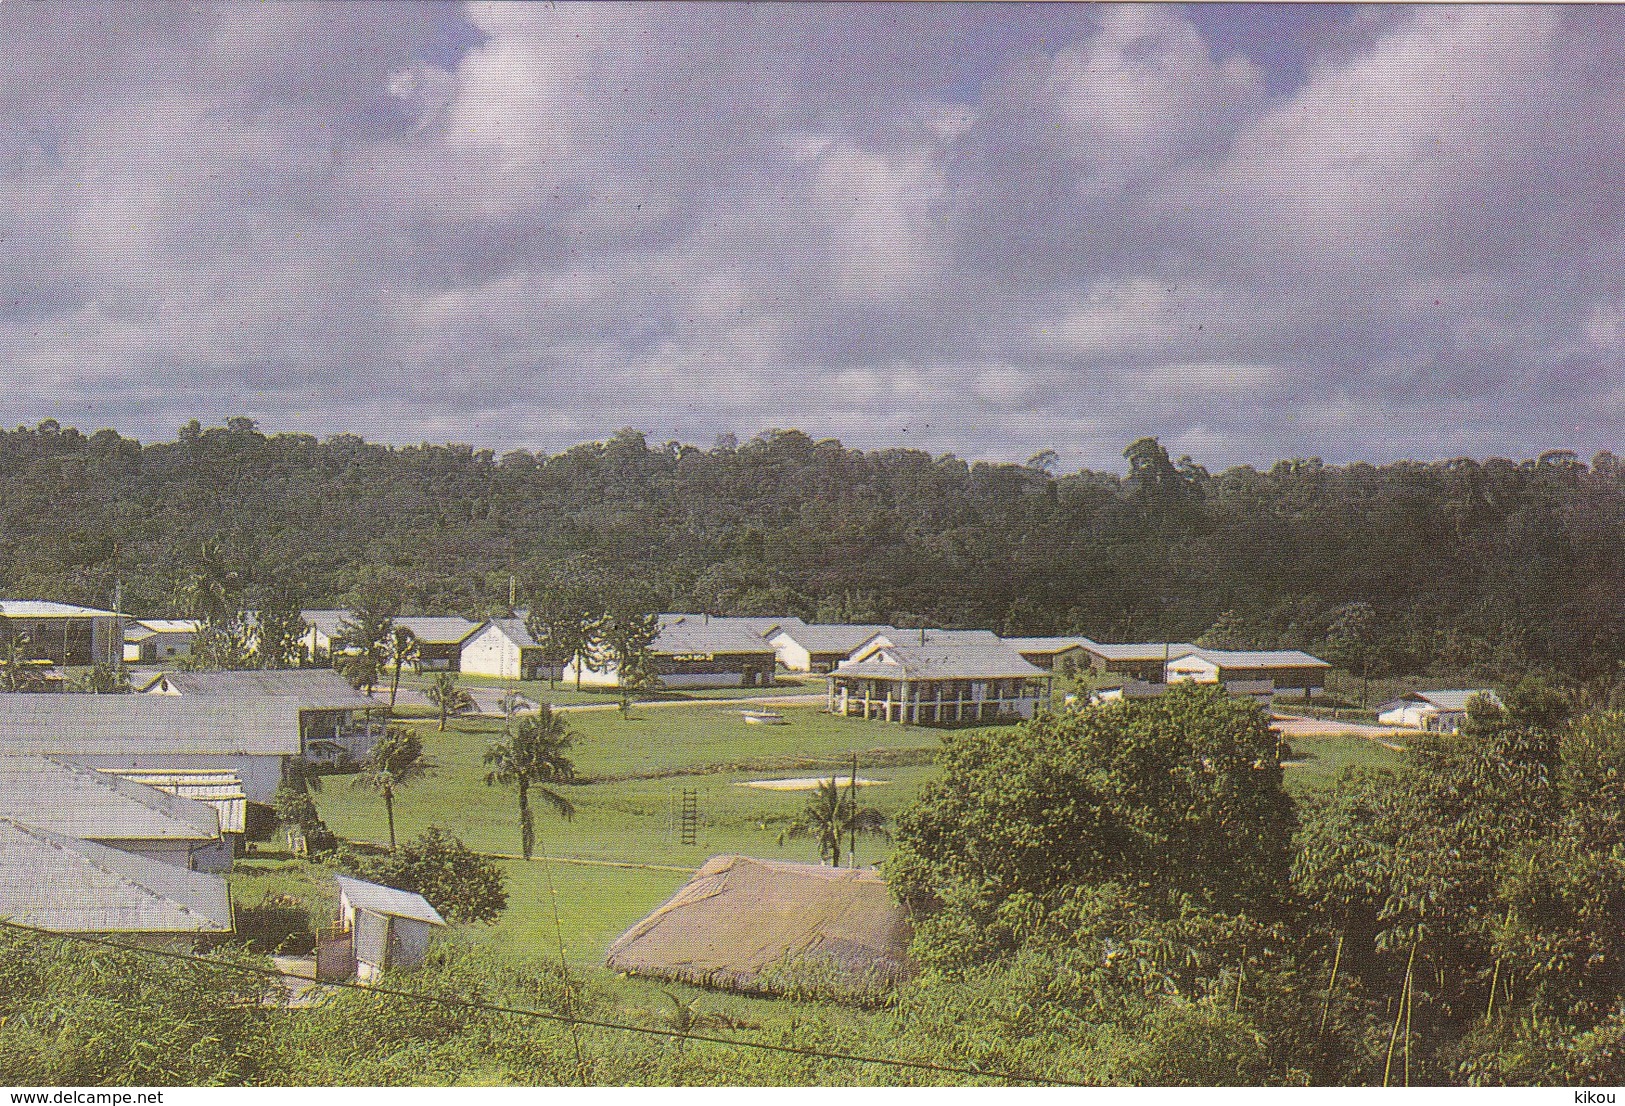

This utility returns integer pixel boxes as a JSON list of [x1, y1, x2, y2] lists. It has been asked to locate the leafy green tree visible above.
[[340, 826, 508, 924], [779, 777, 888, 868], [1292, 680, 1576, 1084], [353, 726, 430, 851], [483, 705, 577, 860], [176, 615, 255, 671], [65, 664, 130, 693], [1324, 601, 1379, 705], [333, 603, 396, 695], [591, 605, 662, 714], [1197, 610, 1251, 649], [271, 778, 336, 855], [887, 682, 1295, 967], [424, 672, 475, 732], [525, 565, 602, 690], [254, 594, 307, 669], [175, 538, 239, 625]]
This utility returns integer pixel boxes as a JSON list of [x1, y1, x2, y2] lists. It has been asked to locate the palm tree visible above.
[[779, 777, 889, 868], [484, 704, 577, 860], [386, 626, 420, 710], [353, 726, 429, 850], [423, 672, 475, 732]]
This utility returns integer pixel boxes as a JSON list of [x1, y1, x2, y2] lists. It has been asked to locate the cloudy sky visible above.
[[2, 3, 1622, 469]]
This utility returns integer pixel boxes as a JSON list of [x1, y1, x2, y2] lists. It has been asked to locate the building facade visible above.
[[0, 600, 123, 668], [827, 630, 1053, 724]]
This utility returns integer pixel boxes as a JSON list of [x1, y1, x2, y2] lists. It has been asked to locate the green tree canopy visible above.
[[887, 683, 1295, 967]]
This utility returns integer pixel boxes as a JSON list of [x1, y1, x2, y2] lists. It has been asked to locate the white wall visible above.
[[769, 633, 813, 672], [459, 625, 521, 679], [66, 753, 286, 804]]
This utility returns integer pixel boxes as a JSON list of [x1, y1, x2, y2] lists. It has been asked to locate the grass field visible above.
[[299, 699, 1400, 974], [308, 700, 945, 967], [1280, 733, 1402, 793]]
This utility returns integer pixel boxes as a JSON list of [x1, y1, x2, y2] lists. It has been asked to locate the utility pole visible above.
[[848, 751, 859, 868], [113, 579, 125, 676]]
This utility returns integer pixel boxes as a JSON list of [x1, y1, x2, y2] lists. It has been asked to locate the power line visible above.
[[0, 919, 1082, 1087]]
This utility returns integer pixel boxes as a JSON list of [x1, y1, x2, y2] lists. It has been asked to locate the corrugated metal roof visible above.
[[654, 615, 779, 656], [1167, 648, 1331, 669], [772, 624, 896, 653], [1401, 689, 1503, 712], [394, 616, 480, 645], [132, 619, 203, 636], [141, 669, 376, 710], [100, 769, 248, 835], [1083, 641, 1201, 662], [0, 600, 118, 618], [303, 611, 479, 647], [477, 618, 539, 648], [336, 875, 446, 926], [0, 818, 233, 933], [837, 635, 1049, 680], [0, 756, 220, 841], [0, 694, 302, 756], [1002, 636, 1095, 655]]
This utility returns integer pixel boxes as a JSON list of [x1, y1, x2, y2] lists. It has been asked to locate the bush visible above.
[[337, 826, 507, 924]]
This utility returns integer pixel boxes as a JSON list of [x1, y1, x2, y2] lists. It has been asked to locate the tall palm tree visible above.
[[353, 726, 429, 850], [779, 777, 889, 868], [387, 626, 420, 710], [484, 704, 577, 860], [423, 672, 475, 732]]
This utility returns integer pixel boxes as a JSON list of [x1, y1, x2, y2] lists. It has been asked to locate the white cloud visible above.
[[0, 3, 1622, 469]]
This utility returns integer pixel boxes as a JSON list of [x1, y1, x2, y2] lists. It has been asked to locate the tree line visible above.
[[2, 419, 1624, 696]]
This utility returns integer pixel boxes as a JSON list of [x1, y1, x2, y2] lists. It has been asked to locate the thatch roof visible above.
[[605, 855, 914, 994]]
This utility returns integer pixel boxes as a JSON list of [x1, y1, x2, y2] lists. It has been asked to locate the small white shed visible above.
[[1376, 690, 1502, 734], [334, 875, 447, 982]]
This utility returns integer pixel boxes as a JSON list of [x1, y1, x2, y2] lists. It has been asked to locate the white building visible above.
[[0, 754, 232, 872], [141, 669, 383, 766], [0, 818, 234, 942], [561, 614, 781, 689], [768, 623, 893, 673], [333, 875, 446, 983], [1376, 690, 1503, 734], [828, 629, 1053, 724], [0, 600, 123, 668], [0, 693, 303, 803], [1163, 648, 1331, 698], [460, 618, 550, 681], [98, 768, 248, 862], [123, 619, 205, 664], [1001, 636, 1093, 672]]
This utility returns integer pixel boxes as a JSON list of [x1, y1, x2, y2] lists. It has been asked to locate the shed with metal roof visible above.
[[334, 875, 446, 982]]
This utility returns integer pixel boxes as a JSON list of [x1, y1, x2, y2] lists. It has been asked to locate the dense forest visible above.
[[2, 418, 1623, 691]]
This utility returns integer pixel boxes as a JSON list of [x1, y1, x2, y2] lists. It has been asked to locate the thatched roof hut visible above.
[[605, 855, 914, 995]]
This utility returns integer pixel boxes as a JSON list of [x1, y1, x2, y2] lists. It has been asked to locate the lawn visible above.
[[1281, 734, 1403, 794], [316, 702, 940, 865], [302, 700, 1392, 974], [308, 699, 949, 967]]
